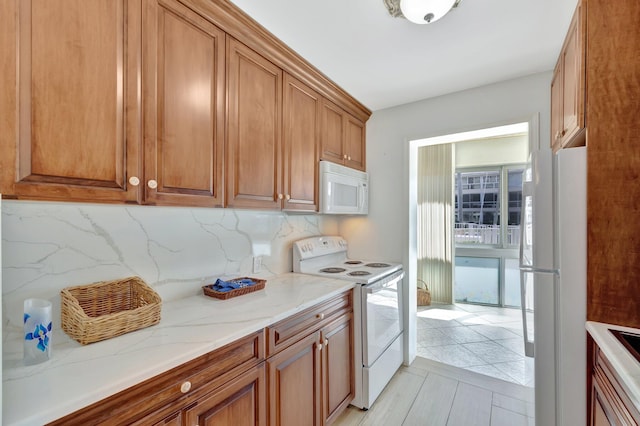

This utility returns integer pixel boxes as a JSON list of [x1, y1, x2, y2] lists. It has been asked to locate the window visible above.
[[454, 165, 525, 307], [455, 256, 499, 304], [454, 166, 524, 247]]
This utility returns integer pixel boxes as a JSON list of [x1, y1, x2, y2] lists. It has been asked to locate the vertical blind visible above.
[[417, 143, 454, 304]]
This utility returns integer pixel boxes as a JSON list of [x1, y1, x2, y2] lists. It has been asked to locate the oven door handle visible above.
[[365, 285, 388, 294], [363, 270, 404, 293]]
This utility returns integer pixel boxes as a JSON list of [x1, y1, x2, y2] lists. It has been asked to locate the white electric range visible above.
[[293, 236, 404, 410]]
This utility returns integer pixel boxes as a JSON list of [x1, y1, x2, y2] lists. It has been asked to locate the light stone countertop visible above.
[[587, 321, 640, 412], [2, 273, 355, 426]]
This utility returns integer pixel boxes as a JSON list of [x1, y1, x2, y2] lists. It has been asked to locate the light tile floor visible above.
[[334, 356, 535, 426], [416, 303, 535, 387]]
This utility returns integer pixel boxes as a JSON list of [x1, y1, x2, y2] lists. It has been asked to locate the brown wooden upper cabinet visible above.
[[226, 38, 283, 210], [226, 43, 320, 212], [5, 0, 143, 203], [551, 0, 586, 153], [142, 0, 226, 207], [282, 74, 321, 212], [321, 100, 366, 171], [0, 0, 370, 208]]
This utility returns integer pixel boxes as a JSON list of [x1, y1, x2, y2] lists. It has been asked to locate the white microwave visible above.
[[319, 161, 368, 215]]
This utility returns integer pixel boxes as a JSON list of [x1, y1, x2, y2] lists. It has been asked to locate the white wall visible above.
[[455, 134, 529, 168], [337, 71, 552, 364]]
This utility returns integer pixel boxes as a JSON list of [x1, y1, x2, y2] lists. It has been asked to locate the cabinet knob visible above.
[[347, 156, 351, 161], [316, 313, 325, 320], [324, 338, 329, 346], [180, 381, 192, 394], [278, 193, 283, 200], [317, 343, 323, 351], [343, 154, 347, 159], [128, 176, 140, 186], [285, 194, 291, 200], [147, 179, 158, 189]]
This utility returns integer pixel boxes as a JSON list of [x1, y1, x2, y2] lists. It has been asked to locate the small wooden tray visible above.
[[202, 277, 266, 300]]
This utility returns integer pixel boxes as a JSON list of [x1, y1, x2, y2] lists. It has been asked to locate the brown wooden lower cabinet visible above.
[[266, 293, 354, 426], [48, 291, 354, 426], [268, 331, 323, 426], [322, 313, 354, 424], [49, 330, 265, 426], [589, 335, 640, 426], [183, 363, 267, 426]]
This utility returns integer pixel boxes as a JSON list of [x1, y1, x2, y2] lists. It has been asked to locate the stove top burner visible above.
[[319, 267, 347, 274], [348, 271, 371, 277], [344, 260, 363, 265], [365, 262, 391, 268]]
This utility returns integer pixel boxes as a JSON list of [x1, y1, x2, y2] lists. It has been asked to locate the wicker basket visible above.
[[61, 276, 162, 345], [417, 279, 431, 306], [202, 277, 266, 300]]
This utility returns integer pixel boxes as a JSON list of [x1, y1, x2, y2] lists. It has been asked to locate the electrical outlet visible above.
[[252, 256, 262, 274]]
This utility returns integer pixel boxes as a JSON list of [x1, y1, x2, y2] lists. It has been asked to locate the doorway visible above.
[[410, 121, 534, 388]]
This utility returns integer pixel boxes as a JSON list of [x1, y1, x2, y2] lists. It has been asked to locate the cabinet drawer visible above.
[[267, 291, 352, 357], [592, 345, 640, 425], [49, 330, 265, 425]]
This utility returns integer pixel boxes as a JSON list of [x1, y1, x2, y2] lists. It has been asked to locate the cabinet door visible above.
[[282, 74, 320, 212], [268, 332, 322, 426], [184, 363, 267, 426], [344, 115, 366, 171], [143, 0, 225, 207], [550, 62, 564, 152], [9, 0, 142, 203], [227, 38, 283, 210], [560, 0, 584, 145], [320, 100, 346, 165], [321, 313, 355, 424]]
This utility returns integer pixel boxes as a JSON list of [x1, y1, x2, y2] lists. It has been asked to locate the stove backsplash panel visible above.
[[1, 200, 336, 330]]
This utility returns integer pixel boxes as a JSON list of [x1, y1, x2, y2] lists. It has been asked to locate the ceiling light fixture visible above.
[[384, 0, 461, 24]]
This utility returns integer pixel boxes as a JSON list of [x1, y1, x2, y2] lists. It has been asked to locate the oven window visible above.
[[364, 279, 402, 366]]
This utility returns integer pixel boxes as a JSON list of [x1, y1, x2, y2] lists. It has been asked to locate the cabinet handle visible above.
[[285, 194, 291, 200], [316, 313, 325, 320], [128, 176, 140, 186], [147, 179, 158, 189], [180, 381, 192, 394], [278, 193, 283, 200]]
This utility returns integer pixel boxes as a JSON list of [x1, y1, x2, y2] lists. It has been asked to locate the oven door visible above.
[[361, 270, 404, 367]]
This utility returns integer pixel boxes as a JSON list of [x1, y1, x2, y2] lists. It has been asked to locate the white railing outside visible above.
[[454, 223, 520, 246]]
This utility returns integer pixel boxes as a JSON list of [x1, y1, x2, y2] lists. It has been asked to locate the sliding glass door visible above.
[[453, 165, 525, 307]]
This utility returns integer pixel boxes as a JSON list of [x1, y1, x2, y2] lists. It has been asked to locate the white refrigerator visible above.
[[520, 146, 587, 426]]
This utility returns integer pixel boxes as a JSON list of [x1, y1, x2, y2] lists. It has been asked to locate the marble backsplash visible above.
[[1, 200, 336, 331]]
